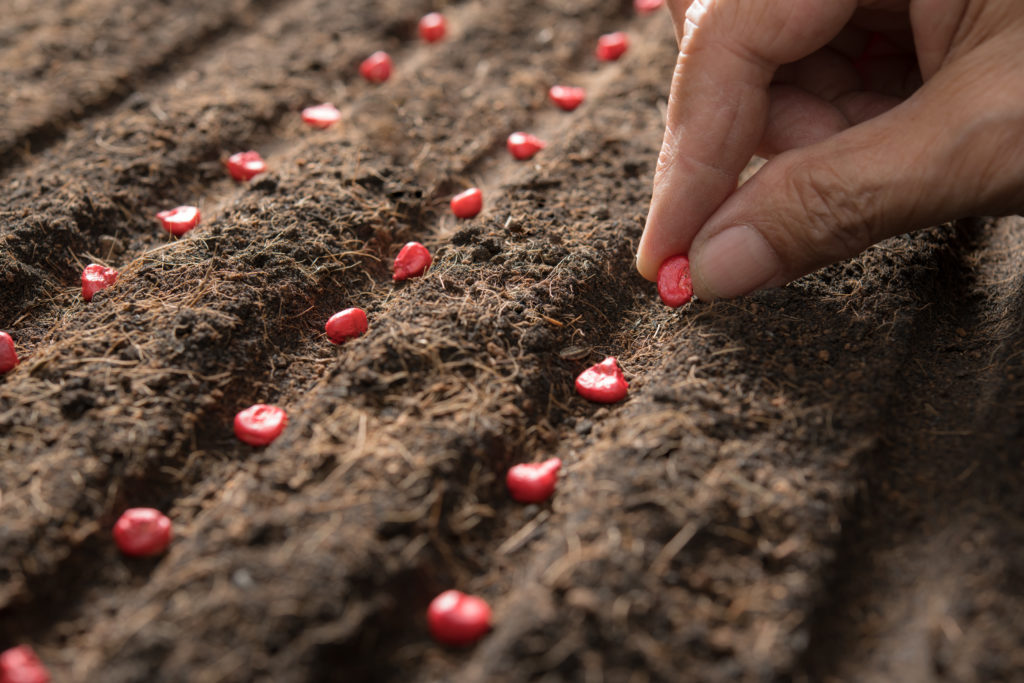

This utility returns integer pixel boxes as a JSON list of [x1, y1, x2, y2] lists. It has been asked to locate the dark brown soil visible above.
[[1, 1, 1022, 681]]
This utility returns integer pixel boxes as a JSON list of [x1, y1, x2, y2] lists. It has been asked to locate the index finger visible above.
[[636, 0, 858, 281]]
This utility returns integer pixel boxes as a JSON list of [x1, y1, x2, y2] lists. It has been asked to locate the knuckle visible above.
[[779, 158, 877, 266]]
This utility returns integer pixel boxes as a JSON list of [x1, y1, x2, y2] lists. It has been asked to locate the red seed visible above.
[[548, 85, 586, 111], [0, 645, 50, 683], [418, 12, 446, 42], [113, 508, 172, 557], [634, 0, 664, 12], [393, 241, 432, 281], [506, 458, 561, 503], [450, 188, 483, 219], [596, 31, 628, 61], [0, 331, 17, 374], [575, 356, 628, 403], [360, 51, 393, 83], [225, 151, 267, 181], [301, 103, 342, 129], [507, 132, 546, 161], [81, 264, 119, 302], [656, 254, 693, 308], [155, 205, 200, 236], [234, 404, 288, 446], [325, 307, 368, 344], [427, 590, 492, 647]]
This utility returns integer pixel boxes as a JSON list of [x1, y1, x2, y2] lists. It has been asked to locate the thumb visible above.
[[687, 48, 1024, 300]]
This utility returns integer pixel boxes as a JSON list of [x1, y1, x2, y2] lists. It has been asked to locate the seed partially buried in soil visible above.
[[427, 590, 492, 647], [301, 103, 342, 129], [506, 458, 562, 503], [656, 254, 693, 308], [325, 307, 368, 344], [548, 85, 585, 111], [0, 644, 50, 683], [393, 241, 432, 281], [595, 31, 629, 61], [113, 508, 173, 557], [359, 51, 393, 83], [418, 12, 446, 42], [81, 264, 119, 301], [225, 151, 267, 181], [0, 331, 18, 373], [507, 132, 546, 160], [234, 404, 288, 446], [575, 356, 628, 403], [450, 187, 483, 218], [155, 205, 200, 236]]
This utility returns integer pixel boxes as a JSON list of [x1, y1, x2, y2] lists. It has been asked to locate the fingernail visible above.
[[692, 225, 780, 299]]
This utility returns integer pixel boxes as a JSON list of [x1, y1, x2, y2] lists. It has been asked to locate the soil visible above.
[[1, 1, 1022, 681]]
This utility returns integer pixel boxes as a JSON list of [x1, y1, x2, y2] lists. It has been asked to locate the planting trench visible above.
[[2, 1, 1023, 681]]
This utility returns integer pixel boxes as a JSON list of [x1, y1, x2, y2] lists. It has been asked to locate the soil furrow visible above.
[[0, 0, 438, 331], [0, 5, 669, 675], [799, 216, 1024, 682], [3, 23, 679, 680], [0, 0, 290, 173]]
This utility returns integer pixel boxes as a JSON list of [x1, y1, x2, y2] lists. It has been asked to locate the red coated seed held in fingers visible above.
[[113, 508, 172, 557], [506, 458, 561, 503], [301, 103, 342, 129], [359, 51, 393, 83], [418, 12, 446, 42], [657, 254, 694, 308], [427, 590, 492, 647], [575, 356, 628, 403], [507, 132, 546, 160], [234, 404, 288, 446], [548, 85, 585, 111], [0, 331, 17, 374], [596, 31, 628, 61], [325, 307, 368, 344], [634, 0, 664, 12], [0, 645, 50, 683], [155, 205, 200, 236], [81, 264, 119, 302], [393, 241, 432, 281], [225, 151, 267, 181], [450, 187, 483, 218]]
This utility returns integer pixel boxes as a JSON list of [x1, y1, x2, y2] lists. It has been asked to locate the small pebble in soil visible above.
[[155, 205, 200, 236], [575, 356, 629, 403], [507, 132, 546, 160], [548, 85, 585, 111], [301, 103, 342, 129], [418, 12, 446, 42], [634, 0, 664, 12], [450, 188, 483, 218], [656, 254, 693, 307], [359, 51, 393, 83], [596, 31, 629, 61], [325, 308, 369, 344], [506, 458, 562, 503], [225, 151, 267, 181], [0, 331, 18, 373], [0, 645, 50, 683], [234, 404, 288, 446], [113, 508, 172, 557], [81, 264, 119, 302], [393, 241, 432, 281], [427, 590, 492, 647]]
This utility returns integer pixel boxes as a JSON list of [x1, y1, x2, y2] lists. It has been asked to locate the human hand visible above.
[[636, 0, 1024, 299]]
